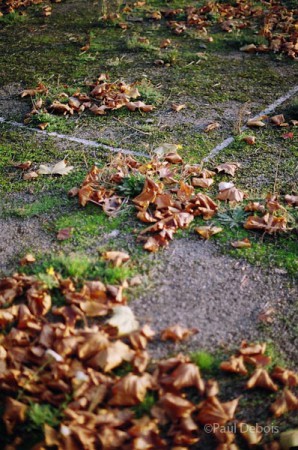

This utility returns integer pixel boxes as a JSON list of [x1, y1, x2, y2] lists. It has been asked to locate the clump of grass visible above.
[[27, 403, 61, 430], [116, 174, 145, 198], [190, 351, 217, 373], [217, 207, 249, 229], [29, 112, 75, 133], [138, 79, 164, 105], [126, 35, 158, 53], [133, 393, 157, 418]]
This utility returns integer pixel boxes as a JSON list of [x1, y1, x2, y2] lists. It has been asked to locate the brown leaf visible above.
[[21, 83, 48, 98], [270, 389, 298, 417], [126, 101, 154, 112], [271, 114, 285, 126], [217, 183, 245, 202], [19, 254, 36, 266], [204, 122, 220, 133], [244, 213, 287, 234], [14, 161, 32, 170], [197, 396, 239, 426], [195, 226, 223, 240], [237, 422, 262, 445], [87, 340, 134, 372], [215, 162, 240, 177], [242, 135, 256, 145], [231, 239, 251, 249], [102, 251, 130, 267], [247, 118, 266, 127], [271, 366, 298, 387], [220, 355, 248, 375], [3, 398, 28, 434], [172, 103, 187, 112], [191, 177, 214, 188], [246, 368, 278, 391], [164, 152, 183, 164], [159, 392, 195, 420], [23, 171, 39, 181], [109, 373, 154, 406], [284, 195, 298, 206], [160, 362, 205, 393], [161, 325, 198, 342], [160, 38, 171, 48], [57, 227, 73, 241], [106, 306, 139, 337]]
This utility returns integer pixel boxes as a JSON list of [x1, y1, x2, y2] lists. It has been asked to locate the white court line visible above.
[[203, 84, 298, 162], [0, 116, 148, 157]]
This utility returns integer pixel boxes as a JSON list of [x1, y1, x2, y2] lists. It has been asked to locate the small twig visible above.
[[113, 117, 152, 135]]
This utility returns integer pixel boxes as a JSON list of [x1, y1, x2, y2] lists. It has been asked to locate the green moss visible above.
[[190, 350, 218, 373], [133, 392, 157, 418], [8, 195, 67, 218]]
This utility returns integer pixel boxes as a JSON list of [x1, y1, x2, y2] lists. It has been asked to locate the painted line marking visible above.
[[203, 84, 298, 162], [0, 116, 148, 157], [1, 83, 297, 162]]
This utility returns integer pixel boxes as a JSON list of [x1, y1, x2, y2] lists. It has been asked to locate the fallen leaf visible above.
[[109, 373, 154, 405], [3, 398, 28, 434], [280, 429, 298, 450], [231, 239, 251, 249], [191, 177, 214, 188], [102, 251, 130, 267], [217, 184, 245, 202], [23, 171, 39, 181], [195, 225, 223, 239], [247, 118, 266, 127], [197, 396, 239, 426], [220, 355, 248, 375], [14, 161, 32, 170], [246, 368, 278, 391], [160, 38, 171, 48], [237, 422, 262, 445], [270, 389, 298, 417], [57, 227, 73, 241], [19, 254, 36, 267], [271, 366, 298, 387], [106, 306, 139, 337], [242, 135, 256, 145], [215, 162, 240, 176], [282, 132, 294, 139], [38, 160, 74, 176], [271, 114, 285, 126], [161, 325, 198, 342], [204, 122, 220, 132], [244, 213, 287, 234], [172, 103, 187, 112], [284, 195, 298, 206]]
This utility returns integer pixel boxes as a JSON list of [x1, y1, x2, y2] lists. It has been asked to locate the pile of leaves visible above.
[[116, 0, 298, 59], [70, 147, 296, 252], [0, 262, 297, 449], [20, 75, 153, 129], [0, 0, 61, 15]]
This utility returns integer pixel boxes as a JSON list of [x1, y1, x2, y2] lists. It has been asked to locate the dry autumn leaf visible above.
[[246, 368, 278, 391], [204, 122, 220, 132], [38, 160, 74, 176], [160, 325, 198, 342], [106, 306, 139, 337], [195, 225, 223, 240], [172, 103, 187, 112], [270, 389, 298, 417], [231, 239, 251, 249], [57, 227, 73, 241], [102, 251, 130, 267], [215, 162, 240, 177]]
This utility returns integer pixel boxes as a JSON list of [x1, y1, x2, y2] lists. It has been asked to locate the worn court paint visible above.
[[1, 84, 298, 161], [203, 84, 298, 162], [0, 116, 148, 157]]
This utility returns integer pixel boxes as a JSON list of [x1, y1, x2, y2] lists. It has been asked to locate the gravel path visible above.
[[132, 238, 297, 364]]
